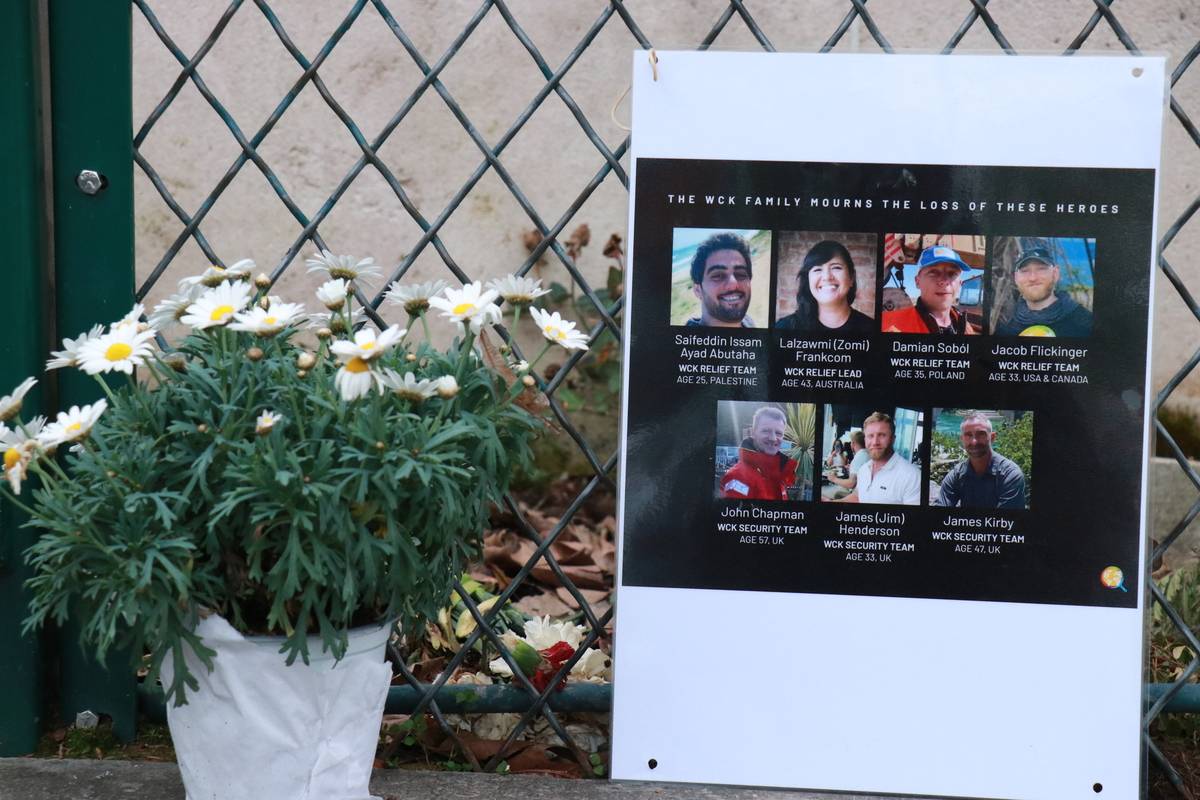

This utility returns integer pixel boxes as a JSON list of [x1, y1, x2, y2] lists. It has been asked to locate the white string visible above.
[[609, 49, 658, 133]]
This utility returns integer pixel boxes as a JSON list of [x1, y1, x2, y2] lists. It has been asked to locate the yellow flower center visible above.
[[210, 304, 234, 322], [4, 448, 20, 470], [105, 342, 133, 361], [452, 302, 474, 315], [345, 357, 370, 374], [555, 330, 566, 340], [66, 422, 83, 433], [361, 341, 375, 350], [264, 316, 277, 326]]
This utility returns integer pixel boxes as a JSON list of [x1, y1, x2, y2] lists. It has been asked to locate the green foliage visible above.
[[1150, 563, 1200, 746], [930, 430, 959, 487], [60, 725, 120, 759], [1154, 563, 1200, 638], [19, 316, 536, 706], [994, 413, 1033, 502], [542, 233, 624, 417], [784, 403, 816, 494]]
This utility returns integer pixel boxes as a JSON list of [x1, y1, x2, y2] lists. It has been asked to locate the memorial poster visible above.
[[611, 52, 1165, 800]]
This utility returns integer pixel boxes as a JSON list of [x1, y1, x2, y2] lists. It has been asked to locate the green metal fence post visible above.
[[0, 0, 49, 757], [47, 0, 137, 742]]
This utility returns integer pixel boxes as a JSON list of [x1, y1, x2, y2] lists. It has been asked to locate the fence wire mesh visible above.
[[129, 0, 1200, 791]]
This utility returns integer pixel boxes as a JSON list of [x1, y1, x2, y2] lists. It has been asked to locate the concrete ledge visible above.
[[0, 758, 939, 800]]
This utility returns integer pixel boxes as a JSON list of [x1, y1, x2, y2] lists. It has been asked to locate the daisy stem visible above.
[[419, 313, 431, 342], [42, 449, 71, 482], [0, 486, 37, 516], [343, 291, 355, 332], [91, 375, 118, 406], [28, 460, 60, 492], [527, 342, 554, 372], [287, 393, 307, 440], [142, 355, 169, 387], [457, 330, 476, 372]]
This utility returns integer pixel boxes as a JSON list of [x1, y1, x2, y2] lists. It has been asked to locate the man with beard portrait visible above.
[[994, 246, 1093, 337], [937, 412, 1027, 509], [686, 232, 756, 328]]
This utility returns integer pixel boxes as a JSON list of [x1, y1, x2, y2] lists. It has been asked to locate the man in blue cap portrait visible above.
[[882, 244, 978, 335], [994, 246, 1093, 337]]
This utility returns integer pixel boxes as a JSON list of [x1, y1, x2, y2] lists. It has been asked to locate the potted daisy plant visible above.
[[0, 252, 590, 800]]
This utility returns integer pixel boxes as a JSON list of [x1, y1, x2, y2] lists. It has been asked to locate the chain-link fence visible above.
[[126, 0, 1200, 792]]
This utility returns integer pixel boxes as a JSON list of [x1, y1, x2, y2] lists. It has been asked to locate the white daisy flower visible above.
[[0, 378, 37, 423], [180, 281, 255, 330], [512, 360, 530, 374], [1, 416, 44, 447], [229, 300, 307, 336], [329, 325, 405, 363], [39, 400, 107, 449], [529, 307, 589, 351], [46, 325, 105, 371], [486, 274, 550, 306], [379, 370, 436, 403], [383, 279, 449, 317], [334, 358, 377, 401], [77, 327, 157, 375], [428, 282, 502, 333], [255, 410, 283, 435], [1, 419, 44, 496], [148, 283, 205, 329], [199, 258, 255, 287], [109, 303, 146, 334], [433, 375, 459, 399], [315, 278, 352, 311], [305, 250, 383, 286], [3, 440, 37, 495]]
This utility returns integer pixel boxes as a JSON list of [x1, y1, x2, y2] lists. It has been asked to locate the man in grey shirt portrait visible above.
[[938, 412, 1027, 509]]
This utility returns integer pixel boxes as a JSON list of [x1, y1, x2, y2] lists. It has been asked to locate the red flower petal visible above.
[[540, 641, 576, 668]]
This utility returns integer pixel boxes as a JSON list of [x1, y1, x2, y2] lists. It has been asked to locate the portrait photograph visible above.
[[774, 231, 877, 334], [821, 405, 924, 505], [880, 233, 986, 336], [988, 236, 1095, 337], [930, 409, 1033, 510], [670, 228, 772, 329], [714, 401, 815, 502]]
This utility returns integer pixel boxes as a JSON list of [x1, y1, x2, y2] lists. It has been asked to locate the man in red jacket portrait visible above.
[[719, 406, 798, 501]]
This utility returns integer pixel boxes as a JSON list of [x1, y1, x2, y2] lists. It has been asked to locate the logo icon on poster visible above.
[[1100, 566, 1127, 592]]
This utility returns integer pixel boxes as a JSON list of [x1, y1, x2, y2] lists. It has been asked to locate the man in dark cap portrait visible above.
[[994, 246, 1093, 337]]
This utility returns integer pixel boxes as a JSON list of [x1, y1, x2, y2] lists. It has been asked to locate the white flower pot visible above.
[[160, 613, 393, 800]]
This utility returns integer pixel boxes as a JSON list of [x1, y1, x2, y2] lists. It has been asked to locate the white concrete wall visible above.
[[133, 0, 1200, 397]]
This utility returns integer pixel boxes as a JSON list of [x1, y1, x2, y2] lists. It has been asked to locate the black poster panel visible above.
[[622, 158, 1154, 608]]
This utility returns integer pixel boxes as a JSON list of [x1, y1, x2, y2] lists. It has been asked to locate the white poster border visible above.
[[611, 51, 1166, 800]]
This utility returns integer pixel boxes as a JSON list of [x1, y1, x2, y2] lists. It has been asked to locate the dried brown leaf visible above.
[[514, 591, 572, 618]]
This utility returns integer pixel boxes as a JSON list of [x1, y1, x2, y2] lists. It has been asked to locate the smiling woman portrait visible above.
[[775, 238, 876, 333]]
